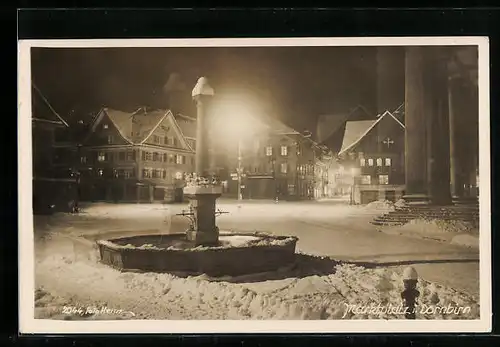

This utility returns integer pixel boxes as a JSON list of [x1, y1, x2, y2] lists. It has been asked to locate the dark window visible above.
[[119, 152, 126, 161]]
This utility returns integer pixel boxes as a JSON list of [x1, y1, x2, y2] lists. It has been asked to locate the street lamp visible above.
[[237, 139, 243, 200], [211, 94, 261, 201]]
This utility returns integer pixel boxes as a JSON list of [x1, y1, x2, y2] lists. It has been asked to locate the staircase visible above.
[[371, 203, 480, 227]]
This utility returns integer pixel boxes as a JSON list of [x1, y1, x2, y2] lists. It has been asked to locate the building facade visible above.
[[337, 110, 406, 204], [215, 116, 319, 201], [53, 107, 196, 203], [31, 84, 77, 213]]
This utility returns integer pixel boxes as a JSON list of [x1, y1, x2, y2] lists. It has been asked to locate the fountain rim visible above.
[[96, 231, 298, 253]]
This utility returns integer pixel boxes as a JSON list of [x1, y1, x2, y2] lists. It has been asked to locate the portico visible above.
[[403, 46, 479, 206]]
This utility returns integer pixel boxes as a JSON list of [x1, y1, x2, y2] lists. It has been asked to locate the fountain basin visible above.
[[96, 232, 298, 277]]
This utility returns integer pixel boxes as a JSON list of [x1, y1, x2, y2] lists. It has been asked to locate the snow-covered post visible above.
[[401, 266, 420, 319]]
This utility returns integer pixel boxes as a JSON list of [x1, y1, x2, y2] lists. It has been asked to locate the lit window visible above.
[[97, 152, 106, 162], [169, 154, 175, 163], [124, 170, 131, 178], [360, 175, 371, 185], [103, 124, 108, 129], [385, 158, 392, 166], [376, 158, 383, 167], [97, 169, 103, 177], [368, 158, 374, 166], [80, 156, 87, 164], [266, 146, 273, 156], [176, 155, 184, 164], [281, 145, 288, 156], [143, 168, 151, 178], [360, 158, 366, 166], [280, 163, 288, 174], [379, 175, 389, 185]]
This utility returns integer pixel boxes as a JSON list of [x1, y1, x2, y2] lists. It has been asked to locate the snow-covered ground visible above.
[[32, 200, 480, 320]]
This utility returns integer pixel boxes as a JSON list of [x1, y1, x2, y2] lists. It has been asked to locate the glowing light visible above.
[[175, 172, 183, 180], [211, 93, 264, 142]]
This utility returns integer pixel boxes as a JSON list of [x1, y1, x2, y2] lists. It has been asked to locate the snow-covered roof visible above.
[[175, 113, 197, 139], [106, 107, 166, 144], [32, 84, 69, 127], [87, 107, 191, 145], [338, 110, 405, 155], [339, 120, 375, 155]]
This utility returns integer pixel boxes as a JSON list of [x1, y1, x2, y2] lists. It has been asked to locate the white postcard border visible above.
[[18, 36, 491, 334]]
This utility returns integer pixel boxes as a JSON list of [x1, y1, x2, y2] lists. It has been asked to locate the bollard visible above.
[[401, 266, 420, 319]]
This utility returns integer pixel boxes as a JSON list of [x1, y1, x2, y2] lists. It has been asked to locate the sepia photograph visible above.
[[18, 37, 490, 333]]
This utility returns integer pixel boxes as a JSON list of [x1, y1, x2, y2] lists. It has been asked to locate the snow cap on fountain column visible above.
[[192, 77, 214, 98]]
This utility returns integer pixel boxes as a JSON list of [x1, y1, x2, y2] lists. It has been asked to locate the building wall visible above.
[[338, 116, 405, 204], [220, 132, 316, 200], [32, 122, 56, 178], [74, 114, 196, 202]]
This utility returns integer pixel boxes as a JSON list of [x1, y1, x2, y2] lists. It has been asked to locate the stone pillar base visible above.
[[452, 196, 478, 206], [186, 229, 220, 246], [403, 194, 429, 205]]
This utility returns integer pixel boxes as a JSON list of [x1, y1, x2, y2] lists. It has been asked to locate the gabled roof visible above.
[[266, 116, 300, 135], [31, 83, 69, 127], [175, 113, 197, 139], [86, 107, 191, 148], [338, 110, 405, 155]]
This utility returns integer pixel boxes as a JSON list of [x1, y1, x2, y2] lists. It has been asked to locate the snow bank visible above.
[[399, 219, 477, 234], [364, 200, 395, 213], [35, 245, 479, 320], [451, 234, 480, 249], [394, 199, 406, 208]]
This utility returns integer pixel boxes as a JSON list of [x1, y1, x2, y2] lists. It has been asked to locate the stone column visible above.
[[403, 46, 429, 204], [425, 47, 452, 205], [448, 72, 478, 205], [185, 77, 222, 245]]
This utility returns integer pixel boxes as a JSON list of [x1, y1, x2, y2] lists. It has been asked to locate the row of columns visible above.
[[404, 46, 479, 206]]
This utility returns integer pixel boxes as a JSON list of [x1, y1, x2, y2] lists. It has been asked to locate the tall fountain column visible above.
[[184, 77, 222, 245]]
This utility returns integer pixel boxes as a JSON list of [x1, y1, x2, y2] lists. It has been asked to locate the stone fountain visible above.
[[96, 77, 298, 277]]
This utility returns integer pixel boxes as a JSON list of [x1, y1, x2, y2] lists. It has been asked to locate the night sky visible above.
[[31, 46, 399, 134]]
